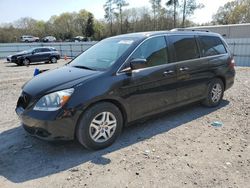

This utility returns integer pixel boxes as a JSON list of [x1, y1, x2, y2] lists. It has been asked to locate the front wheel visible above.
[[22, 58, 30, 66], [76, 102, 123, 150], [202, 78, 224, 107]]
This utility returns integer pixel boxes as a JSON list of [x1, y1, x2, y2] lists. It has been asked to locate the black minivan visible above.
[[16, 30, 235, 150]]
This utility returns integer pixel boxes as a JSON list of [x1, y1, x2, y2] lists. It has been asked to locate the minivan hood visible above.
[[22, 66, 99, 97]]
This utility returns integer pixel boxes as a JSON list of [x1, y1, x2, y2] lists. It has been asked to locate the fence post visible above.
[[60, 43, 62, 57], [233, 42, 236, 57], [70, 44, 73, 58]]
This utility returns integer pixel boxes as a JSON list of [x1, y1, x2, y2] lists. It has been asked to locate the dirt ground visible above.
[[0, 59, 249, 188]]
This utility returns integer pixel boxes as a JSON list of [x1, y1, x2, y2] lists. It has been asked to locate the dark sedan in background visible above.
[[7, 47, 60, 66]]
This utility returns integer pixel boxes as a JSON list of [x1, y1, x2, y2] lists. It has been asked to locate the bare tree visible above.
[[104, 0, 115, 35], [181, 0, 204, 27], [150, 0, 162, 30], [114, 0, 129, 34], [166, 0, 179, 28]]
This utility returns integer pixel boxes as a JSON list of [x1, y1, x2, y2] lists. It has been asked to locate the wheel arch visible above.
[[23, 57, 31, 63], [215, 76, 226, 89], [74, 98, 128, 138]]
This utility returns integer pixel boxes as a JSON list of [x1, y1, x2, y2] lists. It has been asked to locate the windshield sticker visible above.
[[118, 40, 134, 45]]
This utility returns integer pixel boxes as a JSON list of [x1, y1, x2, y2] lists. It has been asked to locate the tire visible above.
[[76, 102, 123, 150], [22, 58, 30, 66], [50, 56, 57, 63], [202, 78, 224, 107]]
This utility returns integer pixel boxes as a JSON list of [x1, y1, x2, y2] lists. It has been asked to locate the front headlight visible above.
[[33, 88, 74, 111]]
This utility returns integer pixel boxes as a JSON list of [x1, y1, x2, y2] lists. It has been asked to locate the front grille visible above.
[[23, 124, 51, 137], [17, 92, 31, 109], [11, 56, 17, 61]]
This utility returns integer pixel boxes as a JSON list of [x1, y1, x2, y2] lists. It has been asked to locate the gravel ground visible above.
[[0, 60, 249, 188]]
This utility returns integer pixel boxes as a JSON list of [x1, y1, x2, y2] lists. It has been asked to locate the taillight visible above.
[[229, 58, 235, 69]]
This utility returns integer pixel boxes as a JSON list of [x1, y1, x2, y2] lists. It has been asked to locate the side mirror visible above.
[[130, 58, 147, 70]]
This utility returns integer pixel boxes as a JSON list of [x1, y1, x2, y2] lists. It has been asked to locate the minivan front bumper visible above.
[[16, 106, 76, 141]]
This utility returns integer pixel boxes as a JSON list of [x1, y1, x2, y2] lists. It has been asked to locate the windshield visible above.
[[21, 48, 35, 53], [70, 37, 135, 70], [17, 49, 33, 54]]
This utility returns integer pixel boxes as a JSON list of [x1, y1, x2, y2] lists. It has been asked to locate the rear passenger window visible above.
[[41, 48, 50, 52], [170, 35, 199, 61], [131, 36, 168, 67], [199, 36, 227, 57]]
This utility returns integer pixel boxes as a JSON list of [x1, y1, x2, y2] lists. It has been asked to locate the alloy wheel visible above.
[[211, 83, 222, 103], [51, 57, 57, 63], [23, 59, 30, 66], [89, 112, 117, 143]]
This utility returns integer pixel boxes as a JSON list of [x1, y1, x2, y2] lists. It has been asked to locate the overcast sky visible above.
[[0, 0, 233, 25]]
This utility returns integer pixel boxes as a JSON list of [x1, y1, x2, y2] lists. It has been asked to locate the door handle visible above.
[[163, 70, 174, 76], [179, 67, 189, 71]]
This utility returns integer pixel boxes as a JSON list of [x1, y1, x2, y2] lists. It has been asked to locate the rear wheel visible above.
[[50, 56, 57, 63], [202, 78, 224, 107], [76, 102, 123, 150]]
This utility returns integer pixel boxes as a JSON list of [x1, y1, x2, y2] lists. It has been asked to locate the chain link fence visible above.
[[0, 42, 97, 59], [0, 39, 249, 66], [226, 38, 250, 67]]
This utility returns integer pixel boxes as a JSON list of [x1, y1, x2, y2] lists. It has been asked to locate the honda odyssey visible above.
[[16, 30, 235, 150]]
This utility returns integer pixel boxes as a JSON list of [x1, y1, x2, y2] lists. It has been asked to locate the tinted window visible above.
[[170, 35, 199, 61], [199, 36, 227, 57], [41, 48, 50, 52], [33, 48, 42, 53], [131, 36, 168, 67]]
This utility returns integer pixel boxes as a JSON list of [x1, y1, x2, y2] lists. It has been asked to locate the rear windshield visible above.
[[199, 36, 227, 57]]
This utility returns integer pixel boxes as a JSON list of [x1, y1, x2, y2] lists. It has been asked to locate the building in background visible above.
[[189, 23, 250, 66], [189, 23, 250, 39]]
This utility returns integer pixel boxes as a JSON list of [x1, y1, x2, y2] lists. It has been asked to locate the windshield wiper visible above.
[[72, 65, 96, 71]]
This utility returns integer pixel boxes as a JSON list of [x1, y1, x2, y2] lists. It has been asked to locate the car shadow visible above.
[[4, 62, 54, 67], [0, 100, 229, 183]]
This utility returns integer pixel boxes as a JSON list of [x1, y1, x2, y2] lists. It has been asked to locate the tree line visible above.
[[104, 0, 203, 36], [212, 0, 250, 25], [0, 9, 101, 43], [0, 0, 249, 43]]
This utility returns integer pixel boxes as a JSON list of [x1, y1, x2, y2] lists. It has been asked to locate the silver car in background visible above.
[[20, 35, 40, 42], [42, 36, 56, 42]]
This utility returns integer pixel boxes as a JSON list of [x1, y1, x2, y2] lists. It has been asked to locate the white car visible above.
[[42, 36, 56, 42], [73, 36, 85, 42], [20, 35, 40, 42]]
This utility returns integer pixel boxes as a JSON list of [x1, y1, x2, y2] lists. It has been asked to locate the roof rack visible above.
[[171, 28, 210, 32]]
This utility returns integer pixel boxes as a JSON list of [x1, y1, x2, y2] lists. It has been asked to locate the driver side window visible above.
[[131, 36, 169, 68]]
